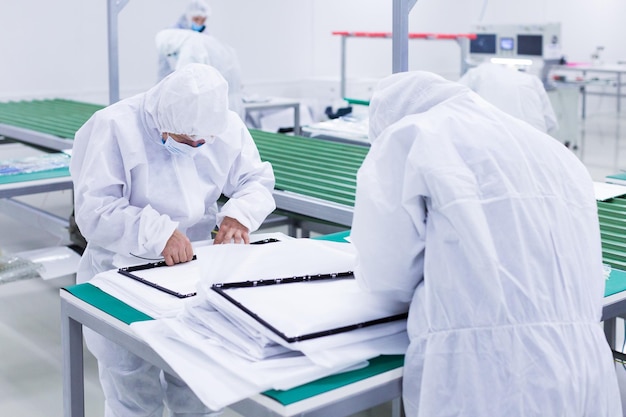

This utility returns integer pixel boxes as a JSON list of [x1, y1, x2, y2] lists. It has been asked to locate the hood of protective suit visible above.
[[458, 62, 559, 133], [144, 63, 229, 139], [368, 71, 469, 142], [186, 0, 211, 19]]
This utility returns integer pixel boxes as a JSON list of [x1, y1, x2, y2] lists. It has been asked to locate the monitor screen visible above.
[[470, 34, 497, 54], [517, 34, 543, 56], [500, 37, 514, 51]]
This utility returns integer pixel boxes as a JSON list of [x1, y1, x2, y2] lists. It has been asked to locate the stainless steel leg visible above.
[[293, 104, 301, 136], [61, 299, 86, 417], [605, 317, 617, 350], [617, 73, 622, 113], [391, 397, 404, 417]]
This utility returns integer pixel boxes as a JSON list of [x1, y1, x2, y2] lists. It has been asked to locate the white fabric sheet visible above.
[[594, 181, 626, 201], [201, 282, 408, 362], [131, 318, 371, 411], [214, 278, 406, 339], [16, 246, 81, 280], [197, 238, 358, 285], [93, 236, 409, 411], [89, 232, 293, 318], [90, 269, 194, 318]]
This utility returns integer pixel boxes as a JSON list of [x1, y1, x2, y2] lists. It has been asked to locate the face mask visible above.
[[191, 23, 205, 32], [162, 136, 203, 157]]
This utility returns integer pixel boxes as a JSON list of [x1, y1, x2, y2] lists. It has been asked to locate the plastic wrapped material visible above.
[[0, 255, 43, 284], [0, 153, 70, 176]]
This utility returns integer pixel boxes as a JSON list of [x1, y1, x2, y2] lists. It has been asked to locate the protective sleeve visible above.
[[70, 116, 178, 258], [157, 53, 173, 82], [351, 125, 426, 303], [216, 126, 276, 232], [176, 38, 211, 69]]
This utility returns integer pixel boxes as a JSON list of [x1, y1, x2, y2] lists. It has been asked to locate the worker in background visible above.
[[156, 28, 244, 118], [70, 63, 275, 417], [350, 71, 621, 416], [458, 62, 559, 133], [174, 0, 211, 33]]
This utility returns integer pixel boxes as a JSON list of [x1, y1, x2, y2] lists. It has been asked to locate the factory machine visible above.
[[467, 23, 579, 149], [468, 22, 562, 84]]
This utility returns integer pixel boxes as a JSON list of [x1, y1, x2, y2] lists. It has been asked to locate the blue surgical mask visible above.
[[162, 136, 203, 157], [191, 23, 205, 32]]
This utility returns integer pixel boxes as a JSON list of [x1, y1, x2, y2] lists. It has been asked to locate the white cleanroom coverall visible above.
[[70, 63, 275, 417], [459, 62, 559, 133], [351, 71, 621, 417], [156, 28, 244, 118]]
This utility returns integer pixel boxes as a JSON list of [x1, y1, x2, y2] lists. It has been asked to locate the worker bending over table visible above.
[[459, 62, 559, 134], [156, 28, 244, 118], [351, 71, 621, 416], [70, 63, 275, 417]]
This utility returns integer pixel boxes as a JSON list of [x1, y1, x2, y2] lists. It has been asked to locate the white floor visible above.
[[1, 108, 626, 416]]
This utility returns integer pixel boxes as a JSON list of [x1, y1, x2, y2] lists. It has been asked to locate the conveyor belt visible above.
[[598, 197, 626, 270], [250, 129, 368, 226], [6, 100, 626, 235], [0, 99, 104, 150], [250, 129, 366, 205], [0, 99, 368, 226]]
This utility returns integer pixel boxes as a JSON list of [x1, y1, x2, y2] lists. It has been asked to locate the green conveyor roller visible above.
[[248, 129, 367, 207], [0, 99, 369, 210], [598, 196, 626, 270], [13, 99, 626, 263], [0, 99, 105, 139]]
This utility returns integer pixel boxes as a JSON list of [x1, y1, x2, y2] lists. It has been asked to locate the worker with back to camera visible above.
[[458, 62, 559, 134], [70, 63, 275, 417], [156, 28, 244, 118], [350, 71, 621, 416]]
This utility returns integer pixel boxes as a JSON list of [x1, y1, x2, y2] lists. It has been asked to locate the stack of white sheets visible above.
[[90, 234, 410, 411]]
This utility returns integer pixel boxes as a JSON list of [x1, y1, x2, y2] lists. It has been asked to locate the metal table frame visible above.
[[243, 98, 301, 136], [552, 64, 626, 118], [333, 30, 472, 99], [0, 123, 73, 151], [0, 174, 73, 239], [273, 190, 353, 228], [60, 290, 403, 417], [602, 288, 626, 350], [61, 280, 626, 417]]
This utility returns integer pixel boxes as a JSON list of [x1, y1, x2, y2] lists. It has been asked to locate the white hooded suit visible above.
[[70, 64, 275, 417], [351, 71, 620, 417], [459, 62, 558, 133], [156, 28, 244, 118]]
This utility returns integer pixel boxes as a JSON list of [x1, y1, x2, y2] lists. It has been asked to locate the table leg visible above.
[[391, 397, 403, 417], [61, 300, 86, 417], [605, 317, 617, 350], [293, 104, 301, 136], [617, 73, 622, 113]]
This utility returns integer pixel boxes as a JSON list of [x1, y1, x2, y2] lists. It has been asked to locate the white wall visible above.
[[0, 0, 624, 108]]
